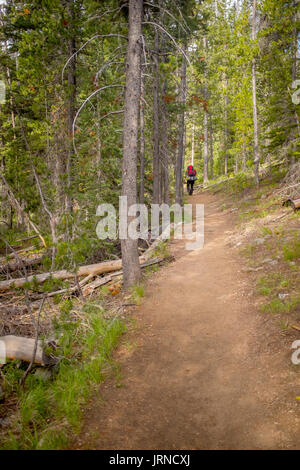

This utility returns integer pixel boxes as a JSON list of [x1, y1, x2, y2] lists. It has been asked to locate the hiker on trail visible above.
[[186, 165, 197, 195]]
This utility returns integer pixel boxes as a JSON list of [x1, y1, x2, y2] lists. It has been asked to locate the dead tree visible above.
[[121, 0, 143, 288]]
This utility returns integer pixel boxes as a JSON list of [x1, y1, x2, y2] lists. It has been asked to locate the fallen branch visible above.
[[45, 273, 94, 298], [282, 198, 300, 211], [0, 227, 173, 292], [82, 257, 166, 297], [0, 259, 124, 292], [0, 335, 57, 366]]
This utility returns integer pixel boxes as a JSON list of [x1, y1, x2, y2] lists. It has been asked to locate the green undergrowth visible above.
[[130, 283, 145, 305], [0, 240, 170, 450], [0, 297, 126, 450]]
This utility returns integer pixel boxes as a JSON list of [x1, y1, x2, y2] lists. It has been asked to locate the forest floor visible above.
[[73, 190, 300, 450]]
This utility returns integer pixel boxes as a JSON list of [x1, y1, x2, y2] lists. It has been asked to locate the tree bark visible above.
[[161, 78, 169, 205], [139, 71, 145, 204], [203, 37, 209, 184], [252, 0, 260, 185], [0, 336, 57, 366], [191, 123, 195, 166], [224, 74, 229, 176], [66, 0, 77, 214], [291, 0, 298, 166], [152, 26, 160, 204], [209, 113, 214, 179], [121, 0, 142, 288], [175, 46, 187, 205]]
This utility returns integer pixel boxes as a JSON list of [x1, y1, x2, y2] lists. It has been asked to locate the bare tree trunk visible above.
[[139, 71, 145, 205], [96, 98, 102, 197], [252, 0, 260, 185], [161, 79, 169, 205], [191, 123, 195, 166], [291, 0, 298, 166], [0, 8, 20, 229], [203, 112, 209, 183], [203, 38, 209, 184], [209, 113, 214, 179], [121, 0, 142, 288], [224, 79, 228, 177], [95, 47, 103, 198], [175, 46, 187, 205], [66, 0, 76, 214], [152, 27, 160, 204]]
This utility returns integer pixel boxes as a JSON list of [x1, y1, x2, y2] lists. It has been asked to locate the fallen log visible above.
[[282, 198, 300, 211], [82, 257, 166, 297], [45, 273, 94, 298], [0, 227, 174, 292], [291, 198, 300, 211], [0, 259, 124, 292], [0, 335, 57, 366]]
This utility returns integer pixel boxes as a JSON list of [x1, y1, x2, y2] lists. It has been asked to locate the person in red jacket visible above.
[[186, 165, 197, 195]]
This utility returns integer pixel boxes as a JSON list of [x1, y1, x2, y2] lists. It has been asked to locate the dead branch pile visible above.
[[0, 227, 173, 338]]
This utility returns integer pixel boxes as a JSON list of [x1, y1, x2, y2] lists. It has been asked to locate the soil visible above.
[[73, 192, 300, 450]]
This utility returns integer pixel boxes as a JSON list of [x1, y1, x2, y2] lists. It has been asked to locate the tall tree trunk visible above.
[[291, 0, 298, 166], [222, 69, 228, 176], [161, 79, 169, 205], [203, 37, 209, 184], [96, 97, 102, 198], [175, 46, 187, 205], [152, 27, 160, 204], [252, 0, 260, 185], [191, 123, 195, 166], [209, 113, 214, 179], [66, 0, 76, 214], [0, 7, 17, 228], [223, 72, 228, 176], [139, 70, 145, 205], [121, 0, 142, 288], [95, 46, 104, 199]]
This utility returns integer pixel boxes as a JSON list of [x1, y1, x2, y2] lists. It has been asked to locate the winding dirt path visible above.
[[74, 193, 300, 450]]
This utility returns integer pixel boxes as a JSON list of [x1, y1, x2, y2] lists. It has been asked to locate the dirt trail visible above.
[[75, 192, 300, 450]]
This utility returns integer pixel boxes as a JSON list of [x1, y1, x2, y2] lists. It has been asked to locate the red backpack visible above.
[[187, 165, 196, 177]]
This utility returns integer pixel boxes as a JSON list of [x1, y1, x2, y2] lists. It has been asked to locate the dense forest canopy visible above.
[[0, 0, 299, 285]]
